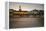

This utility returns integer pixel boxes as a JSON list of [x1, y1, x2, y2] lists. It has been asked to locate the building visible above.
[[12, 5, 28, 15]]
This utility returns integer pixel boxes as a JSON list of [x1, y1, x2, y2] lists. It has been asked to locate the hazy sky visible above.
[[9, 2, 44, 11]]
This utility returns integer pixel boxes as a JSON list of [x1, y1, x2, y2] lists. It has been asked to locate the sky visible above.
[[9, 2, 44, 11]]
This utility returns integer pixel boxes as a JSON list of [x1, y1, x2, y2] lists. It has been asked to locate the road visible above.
[[9, 15, 44, 28]]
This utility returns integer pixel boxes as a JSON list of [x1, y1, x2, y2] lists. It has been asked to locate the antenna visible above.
[[19, 5, 21, 9]]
